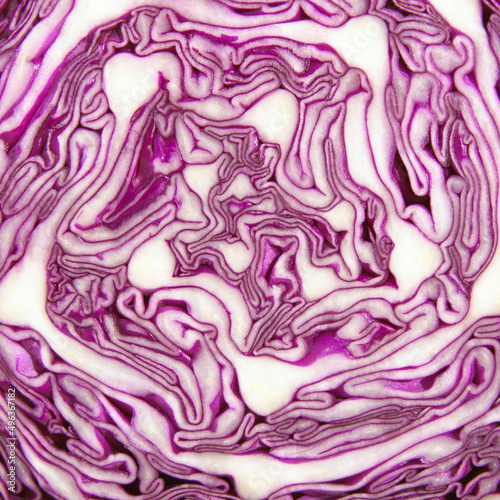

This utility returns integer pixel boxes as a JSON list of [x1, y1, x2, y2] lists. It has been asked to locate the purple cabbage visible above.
[[0, 0, 500, 499]]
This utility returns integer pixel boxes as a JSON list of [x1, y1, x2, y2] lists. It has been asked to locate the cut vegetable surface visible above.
[[1, 1, 500, 499]]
